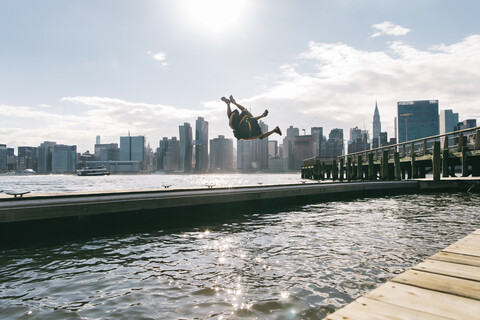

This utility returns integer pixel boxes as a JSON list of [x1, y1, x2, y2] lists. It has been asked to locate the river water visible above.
[[1, 174, 480, 319]]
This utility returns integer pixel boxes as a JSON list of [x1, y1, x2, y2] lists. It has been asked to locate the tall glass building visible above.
[[397, 100, 439, 143], [195, 117, 209, 172], [120, 135, 145, 169], [179, 122, 193, 172], [52, 145, 77, 173], [440, 109, 459, 135]]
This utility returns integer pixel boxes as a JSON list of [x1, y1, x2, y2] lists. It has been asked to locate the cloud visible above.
[[371, 21, 410, 38], [147, 50, 169, 66], [246, 35, 480, 139]]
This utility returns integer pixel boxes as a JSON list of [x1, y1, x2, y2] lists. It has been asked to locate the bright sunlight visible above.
[[181, 0, 251, 37]]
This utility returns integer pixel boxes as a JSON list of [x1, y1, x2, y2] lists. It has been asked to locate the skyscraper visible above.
[[195, 117, 209, 172], [18, 146, 38, 171], [372, 102, 381, 148], [37, 141, 56, 173], [440, 109, 459, 134], [311, 127, 323, 157], [397, 100, 439, 143], [0, 144, 7, 172], [120, 135, 145, 170], [210, 135, 233, 171], [52, 144, 77, 173], [179, 122, 193, 172]]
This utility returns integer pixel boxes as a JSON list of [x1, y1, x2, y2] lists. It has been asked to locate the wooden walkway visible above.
[[324, 229, 480, 319]]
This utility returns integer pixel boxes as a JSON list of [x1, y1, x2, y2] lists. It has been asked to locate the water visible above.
[[0, 173, 305, 194], [1, 175, 480, 319]]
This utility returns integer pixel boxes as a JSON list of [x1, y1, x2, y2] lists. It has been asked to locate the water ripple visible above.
[[1, 193, 480, 319]]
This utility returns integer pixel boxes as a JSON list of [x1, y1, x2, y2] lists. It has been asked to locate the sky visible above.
[[1, 0, 480, 152]]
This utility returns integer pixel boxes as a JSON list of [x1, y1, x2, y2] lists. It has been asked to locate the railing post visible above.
[[347, 156, 352, 182], [462, 146, 469, 177], [411, 142, 418, 179], [381, 150, 389, 180], [433, 141, 441, 181], [357, 155, 363, 180], [475, 129, 480, 150], [332, 159, 338, 181], [394, 152, 401, 180], [339, 157, 344, 181], [368, 153, 375, 180], [457, 133, 464, 152], [423, 139, 428, 155]]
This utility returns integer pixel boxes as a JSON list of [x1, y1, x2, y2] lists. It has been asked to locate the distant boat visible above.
[[21, 169, 37, 175], [76, 166, 111, 176]]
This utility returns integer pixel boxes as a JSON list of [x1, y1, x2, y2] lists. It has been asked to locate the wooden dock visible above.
[[324, 229, 480, 319], [302, 126, 480, 182]]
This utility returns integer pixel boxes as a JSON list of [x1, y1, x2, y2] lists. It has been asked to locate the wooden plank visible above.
[[364, 282, 480, 319], [392, 269, 480, 300], [324, 296, 451, 320], [443, 242, 480, 257], [414, 259, 480, 281], [430, 251, 480, 267]]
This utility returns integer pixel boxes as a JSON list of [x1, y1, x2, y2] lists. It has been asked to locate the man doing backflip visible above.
[[221, 95, 282, 140]]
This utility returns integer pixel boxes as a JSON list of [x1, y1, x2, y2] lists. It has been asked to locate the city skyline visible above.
[[1, 1, 480, 151]]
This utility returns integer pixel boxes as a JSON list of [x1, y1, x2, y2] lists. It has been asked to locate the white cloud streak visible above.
[[147, 50, 169, 66], [371, 21, 410, 38]]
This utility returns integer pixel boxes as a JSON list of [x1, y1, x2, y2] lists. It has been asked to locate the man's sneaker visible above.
[[229, 95, 236, 104], [262, 109, 269, 117], [274, 126, 282, 135], [221, 97, 230, 104]]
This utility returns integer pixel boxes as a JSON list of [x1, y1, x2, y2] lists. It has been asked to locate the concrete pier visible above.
[[1, 179, 478, 225]]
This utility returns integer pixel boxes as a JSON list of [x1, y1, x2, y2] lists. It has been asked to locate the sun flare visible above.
[[181, 0, 250, 36]]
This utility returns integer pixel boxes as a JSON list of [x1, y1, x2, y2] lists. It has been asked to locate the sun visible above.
[[180, 0, 251, 37]]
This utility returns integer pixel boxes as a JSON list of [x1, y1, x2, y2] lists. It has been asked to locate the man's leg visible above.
[[229, 95, 254, 117], [221, 97, 232, 117], [245, 126, 282, 140]]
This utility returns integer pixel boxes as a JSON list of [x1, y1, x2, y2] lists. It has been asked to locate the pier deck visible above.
[[324, 229, 480, 319]]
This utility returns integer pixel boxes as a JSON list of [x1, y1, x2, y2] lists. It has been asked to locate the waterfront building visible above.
[[284, 126, 300, 170], [210, 135, 233, 171], [455, 119, 477, 131], [0, 144, 7, 172], [195, 117, 209, 172], [379, 132, 389, 147], [311, 127, 323, 157], [440, 109, 459, 135], [286, 126, 299, 140], [18, 146, 38, 172], [252, 121, 269, 170], [37, 141, 57, 173], [348, 127, 370, 154], [120, 135, 145, 170], [293, 135, 314, 170], [325, 129, 344, 158], [397, 100, 439, 143], [52, 144, 77, 173], [268, 140, 278, 158], [163, 137, 180, 172], [372, 102, 381, 148], [7, 148, 16, 171], [94, 143, 120, 161], [179, 123, 193, 173], [237, 139, 253, 171], [155, 137, 169, 171], [268, 157, 288, 173]]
